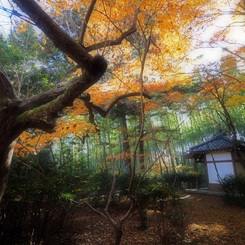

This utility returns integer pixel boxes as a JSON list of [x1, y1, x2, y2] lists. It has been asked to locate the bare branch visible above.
[[86, 8, 139, 51], [79, 0, 97, 44], [86, 27, 136, 51], [222, 46, 245, 62], [71, 199, 109, 221], [119, 201, 134, 223], [128, 29, 152, 195]]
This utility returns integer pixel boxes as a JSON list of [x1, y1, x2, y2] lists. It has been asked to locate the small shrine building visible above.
[[184, 133, 245, 192]]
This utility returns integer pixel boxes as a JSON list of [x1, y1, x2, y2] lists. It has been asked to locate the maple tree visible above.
[[0, 0, 107, 201], [0, 0, 216, 195], [187, 0, 245, 136], [184, 52, 245, 140], [1, 0, 232, 243]]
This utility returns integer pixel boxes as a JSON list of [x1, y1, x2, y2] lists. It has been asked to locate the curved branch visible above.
[[119, 201, 134, 223], [86, 26, 137, 51], [18, 74, 87, 113], [16, 73, 99, 130], [81, 92, 151, 118], [86, 8, 139, 52], [19, 86, 67, 113]]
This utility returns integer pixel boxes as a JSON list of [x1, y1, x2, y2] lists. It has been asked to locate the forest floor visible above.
[[45, 193, 245, 244]]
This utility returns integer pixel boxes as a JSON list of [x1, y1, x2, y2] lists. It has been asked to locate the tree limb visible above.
[[86, 8, 139, 52], [18, 75, 87, 113], [0, 71, 17, 99], [86, 27, 136, 51], [128, 28, 152, 196], [79, 0, 97, 44], [28, 119, 56, 133], [17, 75, 96, 125], [81, 92, 151, 119], [13, 0, 107, 77], [71, 199, 109, 221], [18, 87, 68, 113]]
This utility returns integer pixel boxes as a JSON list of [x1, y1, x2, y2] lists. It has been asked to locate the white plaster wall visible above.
[[206, 152, 232, 162], [207, 162, 234, 183]]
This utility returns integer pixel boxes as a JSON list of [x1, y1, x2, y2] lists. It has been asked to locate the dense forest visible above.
[[0, 0, 245, 244]]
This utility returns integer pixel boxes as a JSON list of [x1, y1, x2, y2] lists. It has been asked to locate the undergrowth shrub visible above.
[[157, 195, 187, 245], [220, 174, 245, 207], [88, 170, 113, 205], [164, 172, 203, 189], [87, 172, 188, 243], [2, 148, 191, 244], [136, 179, 188, 243], [0, 150, 90, 244]]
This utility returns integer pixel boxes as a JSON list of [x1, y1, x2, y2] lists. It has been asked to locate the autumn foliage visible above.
[[11, 0, 218, 156], [2, 0, 245, 244]]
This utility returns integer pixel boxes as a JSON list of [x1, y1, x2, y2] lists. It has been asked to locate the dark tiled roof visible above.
[[189, 133, 245, 153]]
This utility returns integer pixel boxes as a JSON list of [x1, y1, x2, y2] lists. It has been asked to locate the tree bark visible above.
[[139, 113, 145, 170], [0, 141, 17, 201], [139, 138, 145, 170], [0, 71, 22, 200], [120, 114, 132, 175], [115, 227, 123, 245], [0, 70, 107, 202]]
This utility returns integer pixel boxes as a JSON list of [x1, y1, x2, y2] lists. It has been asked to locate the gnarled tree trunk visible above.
[[0, 71, 22, 200], [0, 0, 107, 202]]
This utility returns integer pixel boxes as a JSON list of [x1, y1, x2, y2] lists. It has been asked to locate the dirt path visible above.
[[45, 193, 245, 244], [183, 194, 245, 244]]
